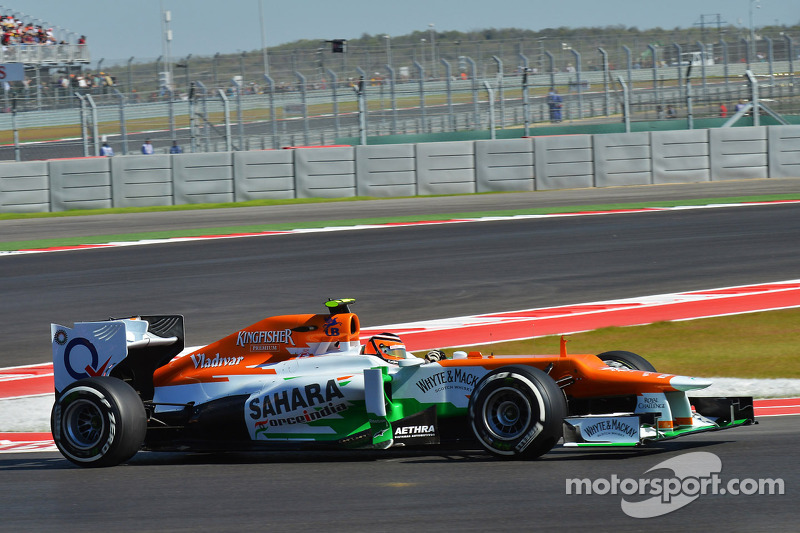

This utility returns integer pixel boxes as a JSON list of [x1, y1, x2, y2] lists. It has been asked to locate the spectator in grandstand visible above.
[[141, 139, 154, 155]]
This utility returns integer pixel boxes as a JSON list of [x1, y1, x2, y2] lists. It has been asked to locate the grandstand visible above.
[[0, 5, 89, 66]]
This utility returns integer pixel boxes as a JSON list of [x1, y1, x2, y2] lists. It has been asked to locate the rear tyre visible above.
[[468, 366, 567, 460], [597, 350, 656, 372], [51, 377, 146, 468]]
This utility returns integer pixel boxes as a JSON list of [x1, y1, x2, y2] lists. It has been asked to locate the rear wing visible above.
[[51, 315, 184, 395]]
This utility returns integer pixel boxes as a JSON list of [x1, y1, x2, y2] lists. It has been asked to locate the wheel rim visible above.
[[482, 386, 533, 441], [604, 359, 634, 369], [63, 399, 105, 450]]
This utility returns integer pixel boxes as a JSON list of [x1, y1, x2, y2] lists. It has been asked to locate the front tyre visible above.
[[597, 350, 656, 372], [51, 377, 146, 468], [468, 366, 567, 460]]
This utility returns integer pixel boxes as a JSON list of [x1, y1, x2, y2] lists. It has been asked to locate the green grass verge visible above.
[[2, 193, 798, 252], [445, 308, 800, 379]]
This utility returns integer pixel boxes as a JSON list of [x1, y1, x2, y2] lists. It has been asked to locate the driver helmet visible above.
[[362, 332, 408, 364]]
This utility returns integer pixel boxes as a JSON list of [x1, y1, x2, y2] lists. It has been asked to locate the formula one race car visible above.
[[50, 299, 754, 467]]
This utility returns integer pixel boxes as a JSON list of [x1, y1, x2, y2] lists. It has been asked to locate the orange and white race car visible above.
[[49, 298, 754, 467]]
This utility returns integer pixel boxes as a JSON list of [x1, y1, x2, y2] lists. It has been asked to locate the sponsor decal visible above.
[[391, 406, 439, 444], [249, 379, 346, 419], [236, 329, 295, 350], [62, 337, 112, 380], [394, 425, 435, 438], [515, 425, 542, 452], [323, 317, 342, 336], [415, 368, 480, 394], [190, 353, 243, 369], [254, 401, 348, 430], [582, 418, 639, 440], [637, 394, 668, 413], [53, 329, 68, 346]]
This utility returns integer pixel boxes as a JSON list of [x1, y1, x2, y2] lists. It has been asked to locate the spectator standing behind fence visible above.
[[141, 139, 154, 154], [100, 142, 114, 157], [169, 140, 182, 154], [548, 88, 562, 123], [719, 103, 728, 118], [666, 105, 677, 119]]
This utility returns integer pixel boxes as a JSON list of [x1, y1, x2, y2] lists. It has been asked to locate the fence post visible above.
[[217, 89, 233, 152], [648, 44, 659, 105], [11, 92, 20, 161], [295, 71, 309, 146], [85, 94, 100, 156], [386, 64, 398, 134], [356, 66, 368, 137], [353, 76, 367, 145], [696, 41, 708, 99], [785, 35, 795, 88], [263, 75, 278, 148], [188, 82, 196, 153], [465, 56, 479, 129], [112, 88, 128, 155], [166, 87, 176, 141], [746, 70, 760, 128], [325, 68, 340, 139], [673, 43, 683, 101], [570, 49, 583, 119], [765, 36, 774, 95], [75, 92, 89, 157], [439, 59, 453, 131], [545, 50, 555, 91], [484, 81, 495, 140], [519, 52, 530, 136], [492, 55, 504, 128], [720, 39, 729, 94], [616, 76, 630, 133], [622, 45, 632, 88], [413, 61, 426, 132], [195, 80, 210, 152], [598, 47, 609, 116]]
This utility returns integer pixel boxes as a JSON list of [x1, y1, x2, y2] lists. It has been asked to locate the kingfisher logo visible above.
[[62, 337, 113, 380], [324, 317, 342, 336]]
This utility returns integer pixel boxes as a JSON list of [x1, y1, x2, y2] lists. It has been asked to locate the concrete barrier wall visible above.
[[50, 158, 112, 211], [172, 153, 234, 204], [0, 161, 49, 213], [652, 130, 710, 184], [233, 150, 295, 201], [111, 155, 173, 207], [710, 127, 768, 181], [2, 125, 798, 213], [594, 132, 652, 187], [356, 144, 417, 197], [475, 139, 534, 193], [416, 141, 476, 196], [295, 146, 356, 199], [768, 125, 800, 179], [534, 135, 594, 190]]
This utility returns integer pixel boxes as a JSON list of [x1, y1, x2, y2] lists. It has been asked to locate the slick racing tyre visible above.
[[51, 377, 147, 468], [597, 350, 657, 372], [468, 366, 567, 460]]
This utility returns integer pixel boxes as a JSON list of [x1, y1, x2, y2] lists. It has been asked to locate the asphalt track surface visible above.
[[1, 179, 799, 531]]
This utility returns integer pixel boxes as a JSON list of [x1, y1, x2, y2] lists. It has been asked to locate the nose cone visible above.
[[670, 375, 713, 391]]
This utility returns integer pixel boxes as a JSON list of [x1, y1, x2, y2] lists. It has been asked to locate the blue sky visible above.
[[11, 0, 799, 63]]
